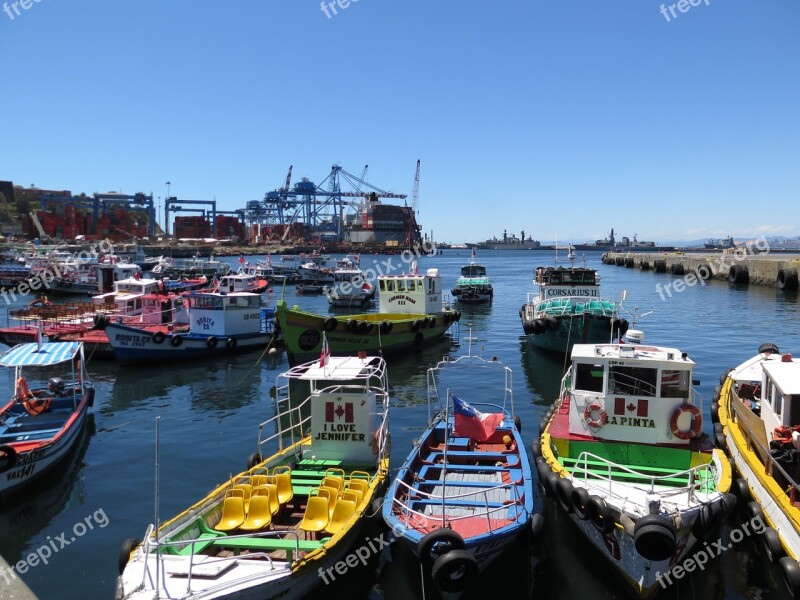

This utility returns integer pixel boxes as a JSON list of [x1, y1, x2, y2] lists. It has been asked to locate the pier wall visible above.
[[0, 554, 38, 599], [602, 251, 800, 290]]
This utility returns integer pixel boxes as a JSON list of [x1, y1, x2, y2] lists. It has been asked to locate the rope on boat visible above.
[[235, 330, 279, 387]]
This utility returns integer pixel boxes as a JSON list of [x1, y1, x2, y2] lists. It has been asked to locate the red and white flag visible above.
[[319, 332, 330, 368], [452, 395, 504, 442], [238, 256, 245, 264]]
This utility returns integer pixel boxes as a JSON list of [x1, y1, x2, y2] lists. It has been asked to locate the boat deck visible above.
[[0, 397, 80, 444]]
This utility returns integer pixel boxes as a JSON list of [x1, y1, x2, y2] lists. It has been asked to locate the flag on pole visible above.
[[319, 332, 330, 368], [238, 256, 245, 264], [452, 395, 504, 442]]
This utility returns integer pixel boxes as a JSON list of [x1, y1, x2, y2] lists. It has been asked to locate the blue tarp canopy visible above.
[[0, 342, 82, 367]]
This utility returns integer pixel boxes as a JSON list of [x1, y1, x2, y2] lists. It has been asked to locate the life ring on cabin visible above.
[[583, 402, 608, 429], [206, 337, 218, 349], [152, 332, 166, 345], [669, 404, 702, 440], [171, 335, 183, 347], [226, 337, 237, 349], [0, 445, 17, 473]]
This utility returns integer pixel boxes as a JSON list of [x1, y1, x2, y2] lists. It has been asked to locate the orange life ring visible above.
[[670, 404, 702, 440], [583, 402, 608, 429], [15, 377, 32, 400]]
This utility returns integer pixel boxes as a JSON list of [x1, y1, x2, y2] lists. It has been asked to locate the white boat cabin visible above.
[[96, 261, 142, 293], [565, 335, 698, 445], [134, 293, 188, 325], [184, 291, 263, 336], [378, 268, 445, 314], [218, 273, 262, 293], [736, 354, 800, 435], [92, 277, 160, 306], [534, 266, 600, 301]]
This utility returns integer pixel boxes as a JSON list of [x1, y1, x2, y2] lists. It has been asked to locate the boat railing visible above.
[[426, 356, 514, 423], [608, 371, 657, 398], [391, 477, 526, 534], [255, 394, 312, 455], [729, 389, 800, 501], [138, 525, 284, 595], [571, 450, 718, 501]]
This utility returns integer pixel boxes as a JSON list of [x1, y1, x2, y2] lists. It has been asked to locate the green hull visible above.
[[275, 300, 459, 365], [527, 314, 615, 354]]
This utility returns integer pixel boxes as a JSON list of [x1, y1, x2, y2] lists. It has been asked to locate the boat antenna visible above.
[[154, 415, 161, 598]]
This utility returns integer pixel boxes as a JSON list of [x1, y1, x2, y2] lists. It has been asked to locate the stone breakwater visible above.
[[602, 251, 800, 290]]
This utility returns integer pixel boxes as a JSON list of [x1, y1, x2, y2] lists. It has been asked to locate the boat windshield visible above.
[[461, 265, 486, 277]]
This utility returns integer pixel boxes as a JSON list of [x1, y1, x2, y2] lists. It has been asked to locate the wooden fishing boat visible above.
[[519, 266, 626, 354], [715, 343, 800, 596], [275, 266, 460, 366], [383, 351, 534, 594], [117, 354, 390, 600], [0, 341, 94, 497], [537, 330, 735, 597], [101, 291, 271, 365]]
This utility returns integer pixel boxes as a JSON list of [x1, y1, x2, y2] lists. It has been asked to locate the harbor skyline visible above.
[[2, 1, 797, 243]]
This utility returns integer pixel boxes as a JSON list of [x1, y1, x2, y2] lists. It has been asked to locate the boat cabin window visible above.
[[660, 369, 691, 398], [608, 365, 658, 397], [395, 279, 406, 292], [382, 280, 395, 292], [189, 295, 223, 310], [574, 363, 604, 393], [407, 279, 417, 291], [461, 265, 486, 277]]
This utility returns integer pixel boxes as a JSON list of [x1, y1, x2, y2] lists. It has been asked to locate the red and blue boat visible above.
[[382, 351, 534, 594]]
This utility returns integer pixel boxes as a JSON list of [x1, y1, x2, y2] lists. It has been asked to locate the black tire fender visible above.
[[777, 268, 799, 291], [779, 556, 800, 597], [571, 487, 590, 520], [554, 478, 574, 514], [118, 538, 140, 575], [226, 337, 237, 349], [171, 335, 183, 347], [417, 529, 465, 570], [0, 445, 17, 473], [634, 515, 677, 561], [206, 336, 218, 349], [247, 452, 262, 469], [513, 414, 522, 434], [431, 549, 478, 594], [731, 478, 750, 502], [759, 342, 780, 356], [764, 527, 785, 563], [152, 331, 166, 345], [586, 495, 615, 534], [323, 317, 338, 332]]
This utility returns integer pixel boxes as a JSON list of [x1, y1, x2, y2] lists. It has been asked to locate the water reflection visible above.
[[0, 416, 95, 563]]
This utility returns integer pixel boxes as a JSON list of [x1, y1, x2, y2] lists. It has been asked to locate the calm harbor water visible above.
[[1, 250, 798, 600]]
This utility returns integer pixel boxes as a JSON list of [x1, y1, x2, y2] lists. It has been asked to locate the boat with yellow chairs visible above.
[[117, 353, 390, 600], [715, 343, 800, 597]]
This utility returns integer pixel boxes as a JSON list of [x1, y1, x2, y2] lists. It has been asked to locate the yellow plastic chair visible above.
[[254, 485, 280, 515], [273, 472, 294, 506], [320, 476, 344, 493], [299, 496, 330, 538], [214, 495, 245, 531], [325, 468, 346, 480], [346, 479, 369, 496], [250, 474, 268, 487], [325, 499, 356, 536], [340, 489, 362, 506], [233, 484, 253, 510], [240, 493, 273, 531], [316, 486, 340, 518]]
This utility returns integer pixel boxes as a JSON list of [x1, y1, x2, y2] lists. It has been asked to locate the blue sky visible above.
[[1, 0, 798, 244]]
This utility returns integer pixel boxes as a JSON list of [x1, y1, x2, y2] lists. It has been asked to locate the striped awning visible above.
[[0, 342, 82, 367]]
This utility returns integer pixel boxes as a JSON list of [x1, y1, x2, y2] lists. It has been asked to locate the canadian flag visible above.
[[238, 256, 245, 264], [319, 332, 330, 368]]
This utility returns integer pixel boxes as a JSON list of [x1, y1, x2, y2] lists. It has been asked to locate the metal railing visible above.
[[570, 451, 718, 502]]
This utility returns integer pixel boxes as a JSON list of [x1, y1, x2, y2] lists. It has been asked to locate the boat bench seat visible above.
[[436, 437, 472, 450], [212, 537, 326, 561], [422, 451, 519, 466], [419, 464, 524, 481], [417, 479, 518, 490], [297, 459, 343, 468], [410, 499, 511, 510], [172, 533, 220, 556]]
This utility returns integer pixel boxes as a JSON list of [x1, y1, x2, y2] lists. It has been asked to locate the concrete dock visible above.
[[602, 250, 800, 289], [0, 554, 38, 599]]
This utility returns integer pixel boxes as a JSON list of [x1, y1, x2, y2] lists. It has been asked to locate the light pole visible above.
[[165, 182, 171, 236]]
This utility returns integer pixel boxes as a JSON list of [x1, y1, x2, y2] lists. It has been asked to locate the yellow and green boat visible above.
[[117, 355, 391, 600], [276, 267, 460, 366]]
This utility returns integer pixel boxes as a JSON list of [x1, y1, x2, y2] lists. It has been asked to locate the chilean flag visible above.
[[319, 332, 330, 368], [238, 256, 245, 264], [452, 396, 504, 442]]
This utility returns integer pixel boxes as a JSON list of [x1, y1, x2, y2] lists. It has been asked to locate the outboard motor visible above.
[[48, 377, 65, 395]]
